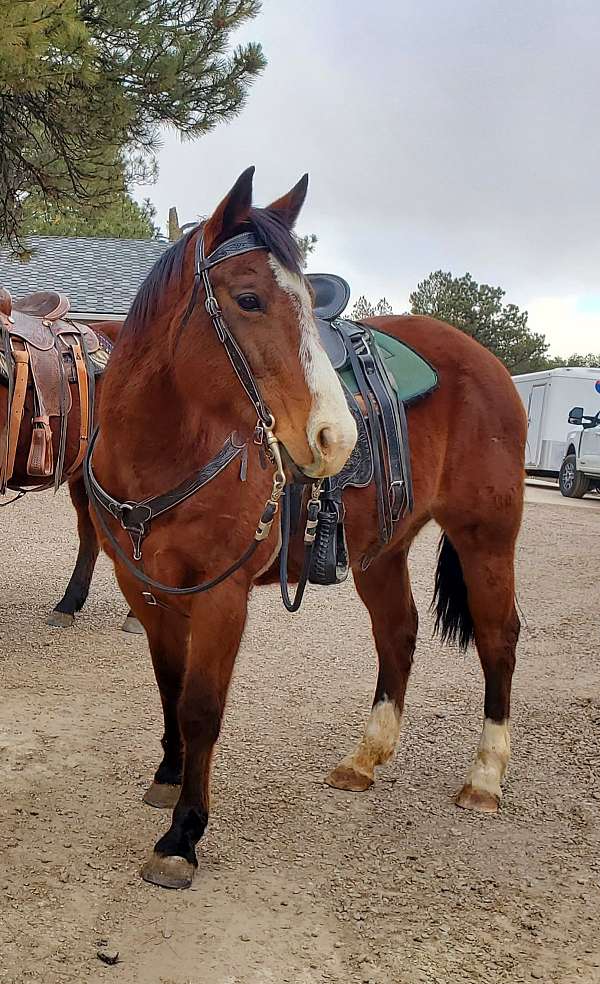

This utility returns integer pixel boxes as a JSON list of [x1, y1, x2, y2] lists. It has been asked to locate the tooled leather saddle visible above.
[[0, 286, 112, 493]]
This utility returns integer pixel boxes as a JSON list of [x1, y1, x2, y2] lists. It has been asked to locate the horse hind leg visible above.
[[326, 549, 417, 792], [432, 528, 519, 812], [48, 476, 144, 633], [48, 476, 99, 627], [122, 609, 144, 634]]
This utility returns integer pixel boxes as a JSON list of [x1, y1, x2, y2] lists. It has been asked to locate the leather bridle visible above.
[[191, 229, 274, 427], [84, 228, 321, 612]]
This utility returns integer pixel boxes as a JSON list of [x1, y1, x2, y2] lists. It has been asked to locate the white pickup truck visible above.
[[559, 407, 600, 497]]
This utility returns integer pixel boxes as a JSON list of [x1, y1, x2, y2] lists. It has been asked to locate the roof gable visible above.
[[0, 236, 171, 316]]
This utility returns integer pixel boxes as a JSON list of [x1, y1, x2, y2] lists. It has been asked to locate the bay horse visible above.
[[0, 316, 140, 632], [87, 167, 526, 890]]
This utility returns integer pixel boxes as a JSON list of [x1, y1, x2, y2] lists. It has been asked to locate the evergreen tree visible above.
[[297, 233, 317, 267], [0, 0, 265, 250], [544, 352, 600, 369], [20, 189, 160, 239], [350, 295, 393, 320], [410, 270, 548, 374]]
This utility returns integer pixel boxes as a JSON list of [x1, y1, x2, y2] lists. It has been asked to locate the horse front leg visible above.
[[49, 476, 99, 626], [141, 608, 189, 810], [140, 577, 249, 889]]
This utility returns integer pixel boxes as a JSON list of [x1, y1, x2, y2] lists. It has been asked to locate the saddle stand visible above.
[[292, 274, 437, 584], [0, 287, 110, 494]]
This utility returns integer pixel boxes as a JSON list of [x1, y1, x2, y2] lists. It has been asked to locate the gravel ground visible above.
[[0, 489, 599, 984]]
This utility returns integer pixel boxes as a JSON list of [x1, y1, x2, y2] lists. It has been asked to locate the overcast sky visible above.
[[134, 0, 600, 357]]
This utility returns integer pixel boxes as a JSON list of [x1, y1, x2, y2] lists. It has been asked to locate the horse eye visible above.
[[237, 293, 261, 312]]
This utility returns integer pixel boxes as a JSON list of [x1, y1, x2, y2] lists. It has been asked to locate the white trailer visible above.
[[512, 367, 600, 476]]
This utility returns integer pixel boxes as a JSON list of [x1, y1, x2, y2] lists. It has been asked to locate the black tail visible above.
[[432, 533, 475, 651]]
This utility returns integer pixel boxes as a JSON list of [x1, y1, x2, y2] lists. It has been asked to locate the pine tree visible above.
[[0, 0, 265, 250], [410, 271, 548, 374], [544, 352, 600, 369], [350, 296, 393, 320], [20, 189, 160, 240], [297, 233, 317, 267]]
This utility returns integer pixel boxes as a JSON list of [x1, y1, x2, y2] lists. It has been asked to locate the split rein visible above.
[[84, 230, 322, 616]]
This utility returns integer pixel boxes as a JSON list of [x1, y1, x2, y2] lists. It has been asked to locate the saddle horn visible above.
[[0, 287, 12, 318]]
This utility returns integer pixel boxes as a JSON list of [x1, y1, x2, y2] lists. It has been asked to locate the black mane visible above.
[[123, 207, 303, 336], [123, 226, 197, 336]]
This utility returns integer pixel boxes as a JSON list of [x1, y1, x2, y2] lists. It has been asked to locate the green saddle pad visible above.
[[339, 329, 438, 404]]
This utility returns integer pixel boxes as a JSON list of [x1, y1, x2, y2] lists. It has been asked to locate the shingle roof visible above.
[[0, 236, 171, 316]]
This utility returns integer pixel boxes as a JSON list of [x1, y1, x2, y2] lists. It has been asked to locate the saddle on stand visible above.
[[0, 287, 111, 494], [289, 274, 438, 585]]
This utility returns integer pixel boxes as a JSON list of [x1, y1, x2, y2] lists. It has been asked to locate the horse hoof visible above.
[[142, 782, 181, 809], [325, 763, 374, 792], [46, 611, 74, 628], [122, 615, 144, 635], [455, 783, 500, 813], [140, 852, 194, 890]]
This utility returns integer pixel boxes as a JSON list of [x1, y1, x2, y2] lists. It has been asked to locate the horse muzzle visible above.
[[302, 418, 357, 479]]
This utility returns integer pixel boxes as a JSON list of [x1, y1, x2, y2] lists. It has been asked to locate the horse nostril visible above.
[[316, 426, 335, 457]]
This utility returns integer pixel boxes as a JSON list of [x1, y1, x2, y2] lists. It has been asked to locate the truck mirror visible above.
[[568, 406, 584, 425]]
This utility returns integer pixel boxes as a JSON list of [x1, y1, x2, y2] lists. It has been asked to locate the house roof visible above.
[[0, 235, 171, 316]]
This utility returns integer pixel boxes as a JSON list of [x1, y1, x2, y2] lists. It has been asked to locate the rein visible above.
[[84, 229, 321, 612], [278, 482, 321, 612]]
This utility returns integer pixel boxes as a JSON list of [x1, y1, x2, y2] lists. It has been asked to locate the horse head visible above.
[[174, 167, 357, 478]]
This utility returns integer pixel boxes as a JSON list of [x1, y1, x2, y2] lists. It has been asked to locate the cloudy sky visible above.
[[134, 0, 600, 357]]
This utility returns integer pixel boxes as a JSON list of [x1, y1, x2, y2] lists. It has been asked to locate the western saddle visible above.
[[300, 273, 437, 583], [0, 286, 104, 493]]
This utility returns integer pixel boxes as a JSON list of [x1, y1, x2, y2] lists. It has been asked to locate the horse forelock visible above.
[[247, 207, 303, 276]]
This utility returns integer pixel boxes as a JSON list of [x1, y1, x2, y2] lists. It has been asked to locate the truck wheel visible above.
[[559, 455, 590, 498]]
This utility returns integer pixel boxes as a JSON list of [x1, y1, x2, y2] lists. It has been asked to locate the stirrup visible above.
[[309, 490, 349, 586], [27, 417, 54, 477]]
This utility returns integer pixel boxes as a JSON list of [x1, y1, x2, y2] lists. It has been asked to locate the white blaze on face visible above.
[[268, 256, 357, 464], [465, 718, 511, 800]]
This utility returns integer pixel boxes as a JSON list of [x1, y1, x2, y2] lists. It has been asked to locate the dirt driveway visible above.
[[0, 490, 599, 984]]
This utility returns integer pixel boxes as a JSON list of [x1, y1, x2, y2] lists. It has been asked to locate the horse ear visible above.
[[203, 166, 255, 254], [266, 173, 309, 229]]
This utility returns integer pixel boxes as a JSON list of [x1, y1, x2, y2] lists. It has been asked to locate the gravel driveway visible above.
[[0, 489, 598, 984]]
